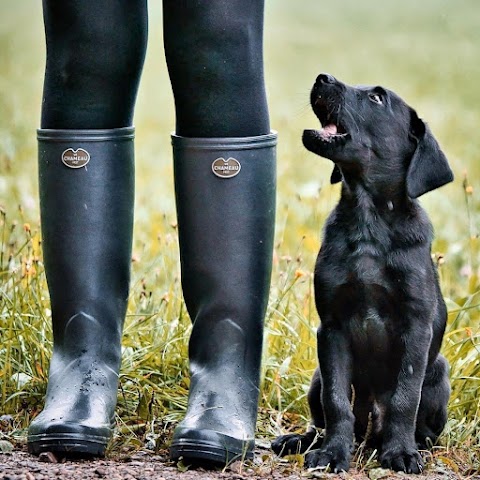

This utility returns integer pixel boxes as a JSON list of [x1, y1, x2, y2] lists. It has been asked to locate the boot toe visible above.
[[28, 415, 112, 457], [170, 426, 255, 466], [27, 431, 109, 457]]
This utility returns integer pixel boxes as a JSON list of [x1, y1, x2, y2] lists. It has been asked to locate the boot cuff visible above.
[[171, 131, 277, 151], [37, 127, 135, 142]]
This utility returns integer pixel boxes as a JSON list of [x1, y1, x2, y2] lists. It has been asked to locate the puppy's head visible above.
[[303, 73, 453, 198]]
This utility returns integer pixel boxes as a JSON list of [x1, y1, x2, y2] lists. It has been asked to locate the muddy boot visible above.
[[28, 128, 135, 456], [169, 132, 277, 465]]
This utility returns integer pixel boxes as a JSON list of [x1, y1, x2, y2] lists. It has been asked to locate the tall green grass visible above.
[[1, 0, 479, 474]]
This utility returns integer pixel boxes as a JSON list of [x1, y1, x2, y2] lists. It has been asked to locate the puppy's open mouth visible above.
[[317, 123, 349, 143], [307, 121, 350, 148], [312, 97, 349, 144]]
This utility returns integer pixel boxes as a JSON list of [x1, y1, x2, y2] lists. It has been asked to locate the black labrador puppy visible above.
[[272, 74, 453, 474]]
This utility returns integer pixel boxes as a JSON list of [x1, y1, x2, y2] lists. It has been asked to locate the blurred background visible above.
[[0, 0, 478, 466]]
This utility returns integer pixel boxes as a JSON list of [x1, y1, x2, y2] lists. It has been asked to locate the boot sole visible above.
[[28, 432, 108, 457], [170, 428, 254, 466]]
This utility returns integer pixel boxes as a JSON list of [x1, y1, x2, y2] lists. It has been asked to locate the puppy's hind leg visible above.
[[416, 354, 450, 449], [271, 369, 324, 456], [271, 429, 323, 457]]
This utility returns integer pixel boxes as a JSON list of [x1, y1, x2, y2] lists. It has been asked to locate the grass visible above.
[[1, 0, 479, 476]]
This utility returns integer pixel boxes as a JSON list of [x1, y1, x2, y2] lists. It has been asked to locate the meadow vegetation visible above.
[[1, 0, 478, 475]]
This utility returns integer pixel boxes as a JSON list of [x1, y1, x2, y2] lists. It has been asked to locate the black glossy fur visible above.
[[272, 74, 453, 474]]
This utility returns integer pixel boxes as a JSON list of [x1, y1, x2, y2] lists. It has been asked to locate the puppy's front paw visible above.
[[304, 445, 351, 473], [271, 430, 321, 456], [380, 446, 424, 474]]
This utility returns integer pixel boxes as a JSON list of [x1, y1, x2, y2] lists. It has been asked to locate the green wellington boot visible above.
[[28, 128, 135, 456], [169, 132, 277, 465]]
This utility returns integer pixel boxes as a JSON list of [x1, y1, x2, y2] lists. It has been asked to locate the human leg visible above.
[[163, 0, 276, 465], [163, 0, 270, 138], [28, 0, 147, 456], [40, 0, 147, 130]]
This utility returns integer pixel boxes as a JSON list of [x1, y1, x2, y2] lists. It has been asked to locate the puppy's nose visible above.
[[316, 73, 336, 85]]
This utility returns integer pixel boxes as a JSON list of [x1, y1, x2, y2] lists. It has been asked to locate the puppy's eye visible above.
[[368, 93, 383, 105]]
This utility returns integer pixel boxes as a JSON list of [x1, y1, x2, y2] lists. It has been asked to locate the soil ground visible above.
[[0, 444, 467, 480]]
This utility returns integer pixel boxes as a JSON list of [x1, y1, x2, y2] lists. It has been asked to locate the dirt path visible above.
[[0, 446, 463, 480]]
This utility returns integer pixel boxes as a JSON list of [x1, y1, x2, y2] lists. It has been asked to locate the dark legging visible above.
[[41, 0, 270, 137]]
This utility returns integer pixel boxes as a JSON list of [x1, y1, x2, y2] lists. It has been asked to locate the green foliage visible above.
[[0, 0, 479, 475]]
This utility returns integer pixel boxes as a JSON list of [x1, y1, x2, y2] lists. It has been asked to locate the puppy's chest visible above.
[[318, 231, 406, 328], [323, 248, 402, 359], [349, 248, 386, 283], [336, 252, 401, 321], [334, 226, 397, 285]]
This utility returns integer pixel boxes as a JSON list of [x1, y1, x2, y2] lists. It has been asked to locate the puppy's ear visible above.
[[330, 164, 342, 184], [407, 111, 454, 198]]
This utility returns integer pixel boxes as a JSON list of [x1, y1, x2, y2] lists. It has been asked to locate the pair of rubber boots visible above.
[[27, 127, 276, 465]]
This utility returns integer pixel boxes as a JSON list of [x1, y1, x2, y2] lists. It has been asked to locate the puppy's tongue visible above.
[[320, 124, 338, 138]]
